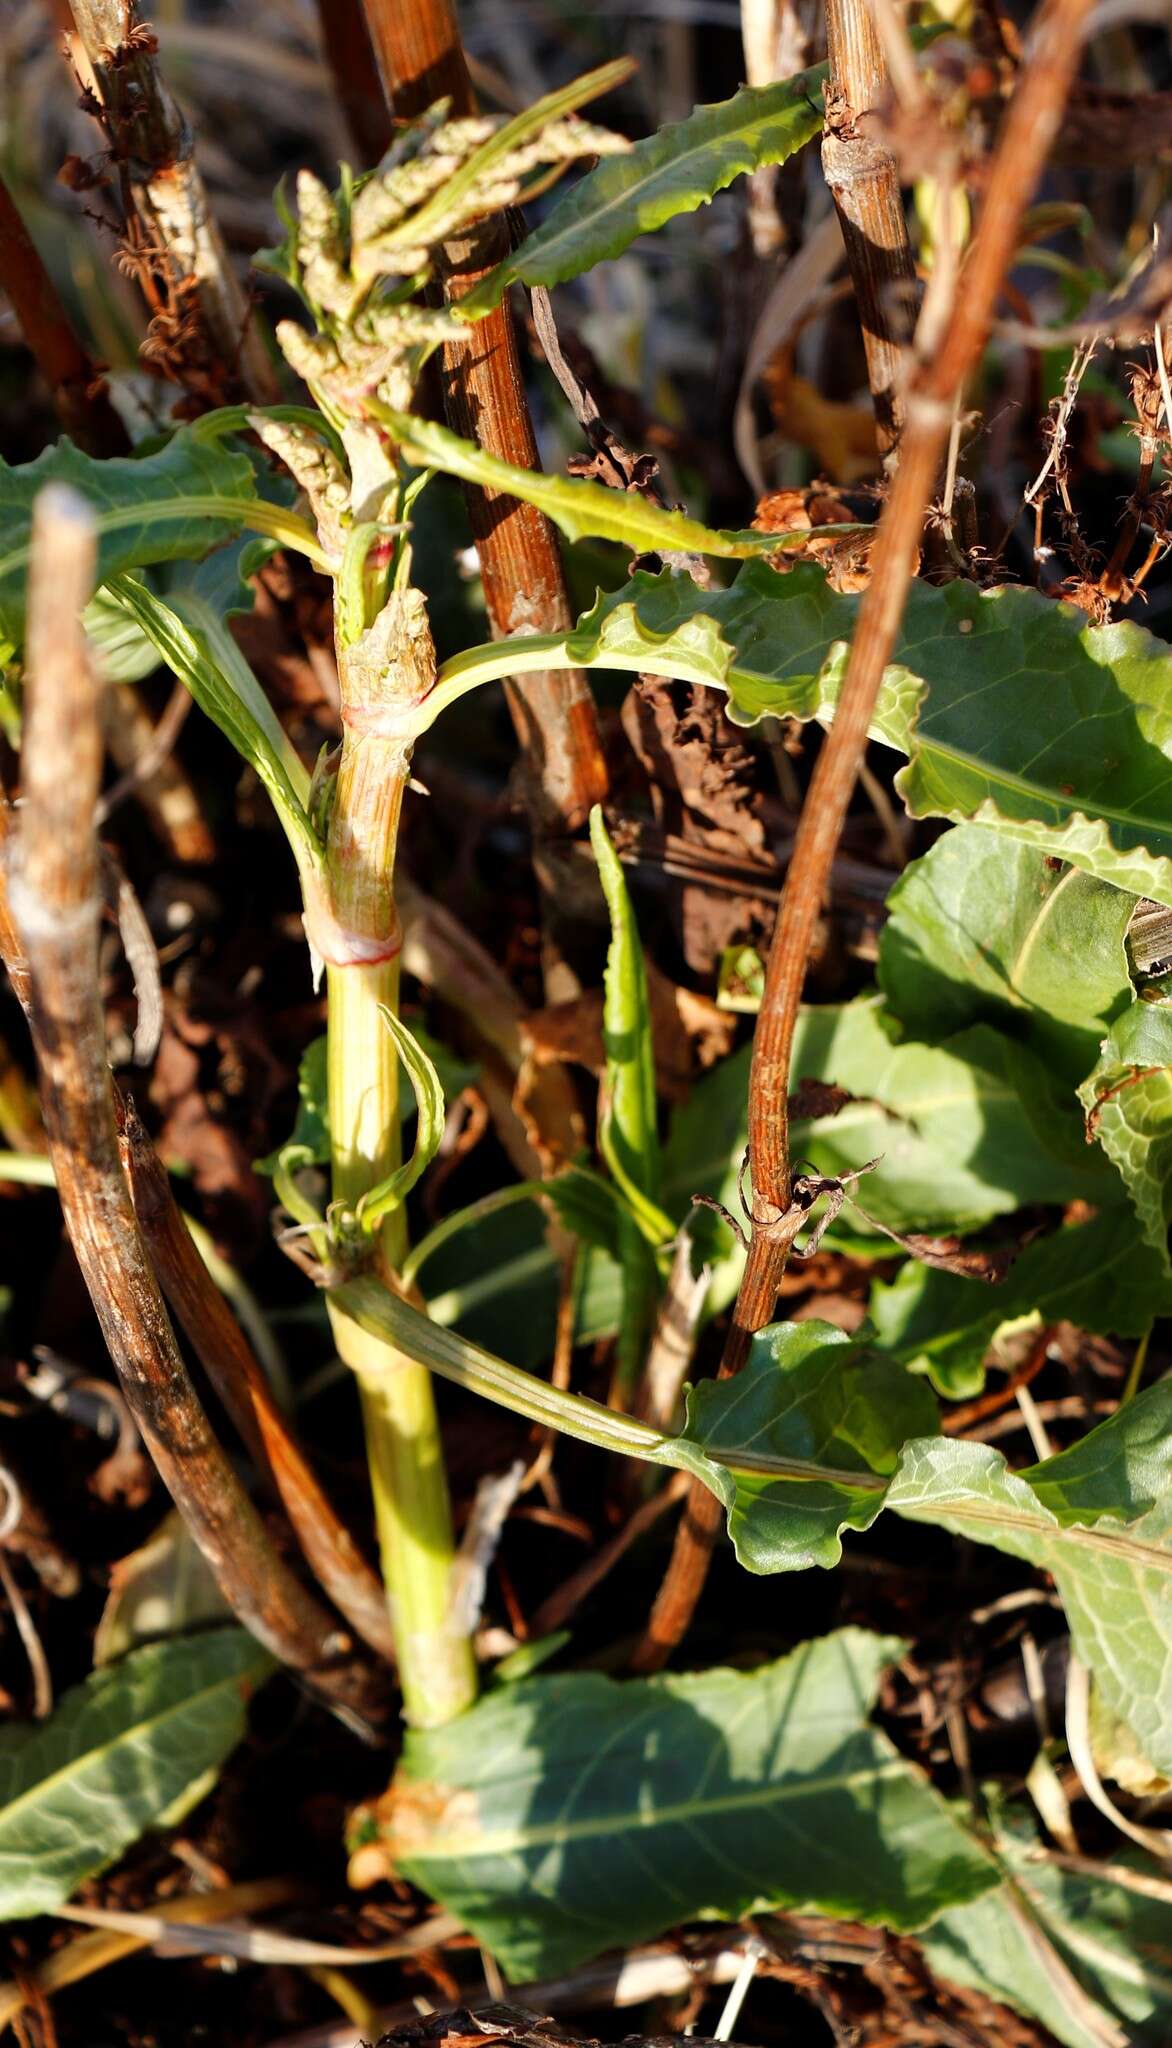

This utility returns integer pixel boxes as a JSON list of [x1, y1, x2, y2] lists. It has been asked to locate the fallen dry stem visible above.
[[7, 484, 388, 1735], [634, 0, 1099, 1670]]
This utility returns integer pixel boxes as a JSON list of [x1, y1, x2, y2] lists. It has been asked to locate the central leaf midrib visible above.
[[397, 1753, 915, 1862]]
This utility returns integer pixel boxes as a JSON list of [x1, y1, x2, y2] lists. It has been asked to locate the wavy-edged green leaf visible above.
[[924, 1815, 1172, 2048], [379, 1628, 996, 1978], [0, 432, 261, 647], [673, 1329, 1172, 1770], [438, 563, 1172, 905], [1079, 998, 1172, 1271], [459, 61, 827, 318], [677, 1321, 937, 1568], [870, 1209, 1172, 1398], [381, 412, 815, 562], [103, 572, 320, 872], [336, 1275, 1172, 1779], [0, 1628, 272, 1919], [663, 998, 1111, 1250], [880, 825, 1135, 1081]]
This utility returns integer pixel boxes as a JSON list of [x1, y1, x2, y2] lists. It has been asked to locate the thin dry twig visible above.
[[634, 0, 1099, 1671], [5, 484, 389, 1736]]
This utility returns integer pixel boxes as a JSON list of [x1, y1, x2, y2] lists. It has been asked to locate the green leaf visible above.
[[678, 1321, 938, 1568], [443, 563, 1172, 906], [871, 1208, 1172, 1398], [663, 998, 1112, 1247], [590, 808, 663, 1224], [459, 60, 827, 318], [335, 1276, 1172, 1780], [380, 413, 816, 563], [589, 806, 669, 1388], [924, 1815, 1172, 2048], [674, 1327, 1172, 1771], [1079, 998, 1172, 1271], [356, 1008, 446, 1230], [0, 431, 259, 648], [103, 571, 320, 873], [381, 1628, 997, 1978], [0, 1628, 272, 1919], [880, 825, 1135, 1081]]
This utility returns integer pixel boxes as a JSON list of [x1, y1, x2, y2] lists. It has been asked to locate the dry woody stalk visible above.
[[66, 0, 279, 404], [6, 484, 388, 1734]]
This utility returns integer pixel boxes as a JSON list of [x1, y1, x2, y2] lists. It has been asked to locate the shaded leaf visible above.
[[671, 1328, 1172, 1769], [94, 1514, 232, 1666], [337, 1277, 1172, 1782], [381, 1628, 996, 1979], [1079, 998, 1172, 1271], [0, 1629, 272, 1919], [459, 61, 827, 317], [924, 1817, 1172, 2048], [383, 414, 814, 563], [589, 807, 667, 1391], [880, 825, 1135, 1081], [663, 998, 1112, 1249], [870, 1209, 1172, 1398], [0, 431, 259, 648]]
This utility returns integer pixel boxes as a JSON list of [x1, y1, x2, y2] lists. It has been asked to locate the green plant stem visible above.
[[333, 1275, 886, 1491], [323, 616, 476, 1729]]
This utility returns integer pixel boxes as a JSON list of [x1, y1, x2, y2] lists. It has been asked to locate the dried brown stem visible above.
[[359, 0, 609, 839], [821, 0, 917, 463], [66, 0, 279, 403], [314, 0, 393, 166], [7, 485, 388, 1735], [117, 1098, 396, 1664], [0, 169, 127, 455], [634, 0, 1097, 1671]]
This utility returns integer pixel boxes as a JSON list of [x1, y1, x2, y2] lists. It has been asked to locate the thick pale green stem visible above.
[[323, 589, 476, 1728]]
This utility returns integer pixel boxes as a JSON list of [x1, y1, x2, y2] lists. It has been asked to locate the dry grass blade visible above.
[[52, 1902, 464, 1966], [0, 1878, 301, 2029], [5, 483, 389, 1735]]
